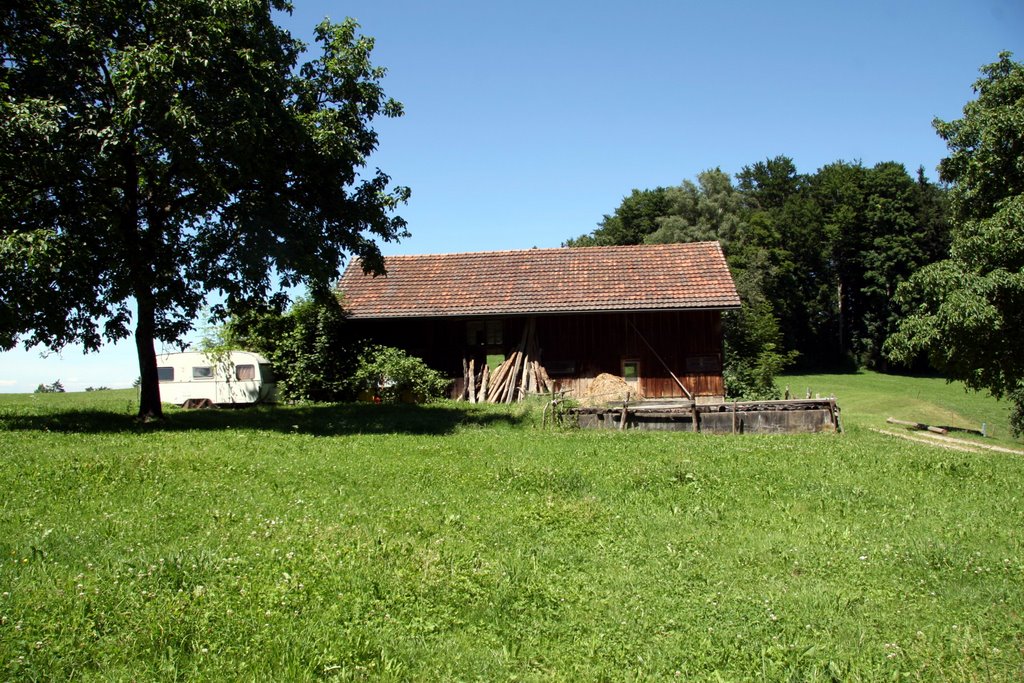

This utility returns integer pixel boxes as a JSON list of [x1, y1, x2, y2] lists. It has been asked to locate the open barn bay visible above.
[[1, 379, 1022, 681]]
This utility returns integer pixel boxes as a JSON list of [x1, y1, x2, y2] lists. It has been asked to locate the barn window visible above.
[[485, 320, 503, 345], [466, 320, 503, 346], [622, 359, 640, 384], [235, 364, 256, 381], [157, 367, 174, 382], [192, 366, 213, 379]]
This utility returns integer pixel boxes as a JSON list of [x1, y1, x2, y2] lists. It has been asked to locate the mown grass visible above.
[[1, 383, 1022, 681], [784, 369, 1022, 445]]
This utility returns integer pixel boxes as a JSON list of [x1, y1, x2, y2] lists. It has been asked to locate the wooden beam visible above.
[[628, 319, 693, 400], [886, 417, 948, 435]]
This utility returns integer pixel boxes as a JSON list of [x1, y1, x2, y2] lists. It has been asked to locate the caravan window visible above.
[[192, 366, 213, 379], [235, 364, 256, 381], [157, 367, 174, 382]]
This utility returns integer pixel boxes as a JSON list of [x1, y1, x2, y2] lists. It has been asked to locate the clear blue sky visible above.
[[2, 0, 1022, 393]]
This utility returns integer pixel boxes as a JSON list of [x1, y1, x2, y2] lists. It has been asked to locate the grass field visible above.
[[1, 373, 1022, 680], [785, 370, 1020, 445]]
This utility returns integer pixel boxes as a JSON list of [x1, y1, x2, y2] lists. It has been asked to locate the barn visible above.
[[336, 241, 741, 402]]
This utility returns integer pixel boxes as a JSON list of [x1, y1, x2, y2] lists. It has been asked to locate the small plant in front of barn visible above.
[[349, 344, 449, 403]]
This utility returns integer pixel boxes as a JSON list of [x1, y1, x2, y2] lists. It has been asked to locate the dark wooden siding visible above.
[[345, 310, 726, 399]]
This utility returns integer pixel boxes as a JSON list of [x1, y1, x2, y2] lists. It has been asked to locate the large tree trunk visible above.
[[120, 143, 163, 421], [135, 293, 163, 421]]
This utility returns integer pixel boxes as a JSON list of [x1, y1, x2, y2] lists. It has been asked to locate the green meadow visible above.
[[1, 372, 1022, 681]]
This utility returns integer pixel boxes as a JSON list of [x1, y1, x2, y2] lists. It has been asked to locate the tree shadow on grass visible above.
[[0, 402, 533, 436]]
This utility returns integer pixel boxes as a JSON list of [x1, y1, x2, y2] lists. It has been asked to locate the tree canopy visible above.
[[563, 154, 951, 398], [887, 52, 1024, 434], [1, 0, 409, 418]]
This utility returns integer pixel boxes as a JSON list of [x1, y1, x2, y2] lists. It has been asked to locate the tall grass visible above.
[[1, 385, 1022, 680]]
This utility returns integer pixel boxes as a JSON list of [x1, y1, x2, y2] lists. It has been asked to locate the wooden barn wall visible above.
[[346, 310, 725, 398], [528, 311, 724, 398]]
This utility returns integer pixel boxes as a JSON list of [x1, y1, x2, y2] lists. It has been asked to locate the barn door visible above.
[[622, 358, 641, 396]]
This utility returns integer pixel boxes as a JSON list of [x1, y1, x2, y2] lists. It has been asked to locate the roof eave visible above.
[[344, 304, 742, 320]]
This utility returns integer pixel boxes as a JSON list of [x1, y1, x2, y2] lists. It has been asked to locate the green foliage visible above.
[[0, 2, 409, 419], [33, 379, 64, 393], [0, 387, 1022, 679], [887, 53, 1024, 435], [567, 154, 951, 376], [644, 168, 746, 247], [225, 293, 356, 403], [722, 273, 798, 400], [349, 344, 450, 403], [563, 188, 670, 246]]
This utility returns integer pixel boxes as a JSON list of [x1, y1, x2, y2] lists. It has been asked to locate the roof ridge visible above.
[[350, 241, 723, 263]]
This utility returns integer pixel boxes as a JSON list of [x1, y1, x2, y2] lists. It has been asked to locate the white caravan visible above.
[[156, 351, 278, 406]]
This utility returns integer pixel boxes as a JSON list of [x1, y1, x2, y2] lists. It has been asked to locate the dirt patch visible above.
[[579, 373, 643, 407]]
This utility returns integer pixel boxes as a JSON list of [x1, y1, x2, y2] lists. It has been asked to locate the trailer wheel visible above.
[[182, 398, 214, 410]]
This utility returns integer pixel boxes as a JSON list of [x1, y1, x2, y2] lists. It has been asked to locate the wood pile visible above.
[[458, 318, 553, 403]]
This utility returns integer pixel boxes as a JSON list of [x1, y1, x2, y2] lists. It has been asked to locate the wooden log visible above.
[[886, 417, 948, 435], [459, 358, 468, 401], [486, 355, 514, 402], [480, 363, 489, 402], [504, 351, 524, 403], [514, 319, 536, 402], [537, 363, 553, 393], [468, 358, 476, 404], [518, 353, 531, 399]]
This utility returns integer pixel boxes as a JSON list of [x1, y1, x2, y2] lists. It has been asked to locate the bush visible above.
[[348, 345, 449, 403], [222, 293, 357, 403]]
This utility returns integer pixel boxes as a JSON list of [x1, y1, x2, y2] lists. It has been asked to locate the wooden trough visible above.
[[572, 398, 840, 434]]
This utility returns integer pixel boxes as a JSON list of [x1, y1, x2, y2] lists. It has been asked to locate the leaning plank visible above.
[[886, 417, 948, 435], [486, 356, 514, 402], [505, 351, 525, 403], [458, 358, 468, 401], [480, 363, 490, 401]]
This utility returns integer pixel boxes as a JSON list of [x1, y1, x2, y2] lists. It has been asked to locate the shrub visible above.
[[348, 345, 449, 403]]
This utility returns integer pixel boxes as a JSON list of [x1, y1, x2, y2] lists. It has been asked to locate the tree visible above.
[[0, 1, 409, 419], [563, 188, 670, 246], [34, 379, 65, 394], [223, 291, 358, 402], [644, 168, 746, 247], [886, 53, 1024, 435]]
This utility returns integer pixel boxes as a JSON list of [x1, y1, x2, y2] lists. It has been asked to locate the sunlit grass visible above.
[[782, 369, 1021, 445], [1, 385, 1022, 680]]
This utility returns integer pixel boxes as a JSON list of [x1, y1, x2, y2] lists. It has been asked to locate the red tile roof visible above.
[[337, 242, 740, 319]]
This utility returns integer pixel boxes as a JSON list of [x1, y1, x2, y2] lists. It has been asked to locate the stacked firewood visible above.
[[459, 318, 553, 403]]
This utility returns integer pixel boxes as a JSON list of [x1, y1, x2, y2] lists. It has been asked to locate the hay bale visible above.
[[580, 373, 642, 407]]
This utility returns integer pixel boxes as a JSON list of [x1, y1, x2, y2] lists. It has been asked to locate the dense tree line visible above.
[[565, 158, 951, 396]]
